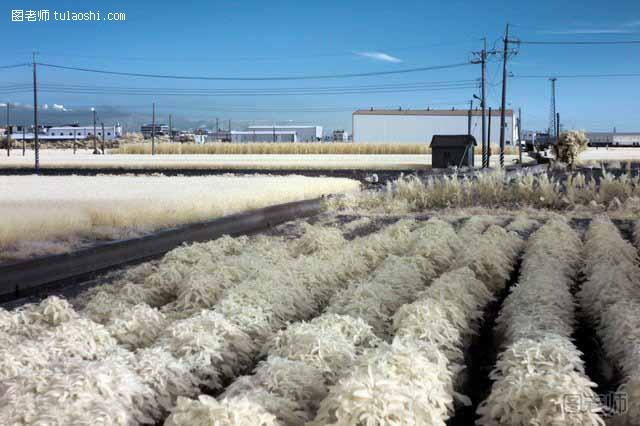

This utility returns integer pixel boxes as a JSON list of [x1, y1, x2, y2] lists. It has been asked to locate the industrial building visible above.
[[141, 124, 170, 138], [586, 132, 640, 147], [333, 129, 349, 142], [246, 125, 323, 142], [10, 124, 122, 141], [230, 130, 297, 143], [352, 109, 518, 145]]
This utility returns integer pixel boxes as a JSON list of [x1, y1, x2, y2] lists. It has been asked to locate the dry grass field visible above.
[[0, 149, 528, 170], [0, 174, 360, 261], [112, 142, 520, 156]]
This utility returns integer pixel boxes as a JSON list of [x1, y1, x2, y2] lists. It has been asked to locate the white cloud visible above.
[[53, 104, 68, 111], [356, 51, 402, 63]]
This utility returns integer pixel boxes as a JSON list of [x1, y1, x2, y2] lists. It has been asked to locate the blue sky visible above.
[[1, 0, 640, 132]]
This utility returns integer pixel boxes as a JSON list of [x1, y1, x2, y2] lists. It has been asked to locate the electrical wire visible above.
[[518, 40, 640, 45], [24, 40, 479, 63], [0, 63, 30, 69], [37, 78, 477, 91], [33, 87, 476, 97], [0, 79, 478, 97], [512, 72, 640, 78], [35, 61, 473, 81]]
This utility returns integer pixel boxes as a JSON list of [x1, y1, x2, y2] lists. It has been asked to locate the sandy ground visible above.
[[0, 149, 531, 170]]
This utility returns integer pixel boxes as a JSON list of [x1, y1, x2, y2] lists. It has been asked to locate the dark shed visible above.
[[430, 135, 477, 168]]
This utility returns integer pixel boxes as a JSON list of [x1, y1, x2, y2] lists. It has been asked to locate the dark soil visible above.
[[448, 256, 522, 425]]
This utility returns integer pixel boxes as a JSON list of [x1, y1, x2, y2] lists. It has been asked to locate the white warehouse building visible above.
[[11, 124, 123, 141], [352, 109, 518, 145], [246, 125, 323, 142]]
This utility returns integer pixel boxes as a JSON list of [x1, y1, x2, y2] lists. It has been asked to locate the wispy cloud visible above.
[[622, 20, 640, 27], [356, 51, 402, 63]]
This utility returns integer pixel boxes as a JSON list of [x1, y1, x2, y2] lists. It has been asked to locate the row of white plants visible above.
[[310, 221, 524, 425], [163, 218, 462, 425], [581, 216, 640, 425], [478, 219, 605, 425], [0, 220, 414, 425]]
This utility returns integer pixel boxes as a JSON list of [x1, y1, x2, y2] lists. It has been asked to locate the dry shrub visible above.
[[332, 171, 640, 214], [552, 130, 589, 167]]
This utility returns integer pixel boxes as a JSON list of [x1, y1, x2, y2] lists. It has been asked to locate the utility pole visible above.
[[151, 102, 156, 155], [73, 126, 77, 154], [92, 108, 97, 154], [228, 119, 231, 132], [487, 107, 492, 167], [216, 118, 219, 132], [556, 112, 560, 145], [548, 78, 557, 140], [472, 38, 496, 168], [169, 114, 173, 143], [273, 124, 276, 143], [32, 52, 39, 172], [101, 122, 106, 154], [499, 23, 510, 168], [518, 108, 522, 165], [22, 125, 26, 156], [6, 102, 10, 156], [467, 100, 472, 136], [482, 39, 488, 168]]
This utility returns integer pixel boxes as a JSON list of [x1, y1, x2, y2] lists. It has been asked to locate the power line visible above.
[[22, 40, 478, 63], [512, 72, 640, 78], [0, 83, 478, 97], [0, 63, 29, 70], [0, 79, 477, 93], [125, 102, 473, 113], [30, 78, 477, 90], [518, 40, 640, 45], [35, 61, 473, 81]]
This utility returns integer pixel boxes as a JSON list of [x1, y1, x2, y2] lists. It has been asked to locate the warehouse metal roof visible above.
[[353, 108, 514, 117]]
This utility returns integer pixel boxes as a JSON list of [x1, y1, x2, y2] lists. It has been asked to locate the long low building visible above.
[[10, 124, 123, 141], [587, 132, 640, 147], [247, 125, 322, 142], [352, 109, 518, 145], [230, 130, 297, 143]]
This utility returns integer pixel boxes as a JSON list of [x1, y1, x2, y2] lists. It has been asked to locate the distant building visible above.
[[11, 124, 122, 141], [230, 130, 297, 143], [333, 129, 349, 142], [247, 125, 322, 142], [141, 124, 170, 138], [352, 109, 518, 145], [587, 132, 640, 147]]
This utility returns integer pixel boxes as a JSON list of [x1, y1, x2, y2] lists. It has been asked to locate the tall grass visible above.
[[113, 143, 521, 156], [330, 171, 640, 212], [0, 175, 361, 261], [112, 143, 432, 155]]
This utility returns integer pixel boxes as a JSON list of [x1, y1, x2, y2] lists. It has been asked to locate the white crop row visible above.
[[0, 220, 413, 425], [581, 216, 640, 425], [164, 218, 461, 425], [311, 221, 524, 425], [478, 219, 605, 425]]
